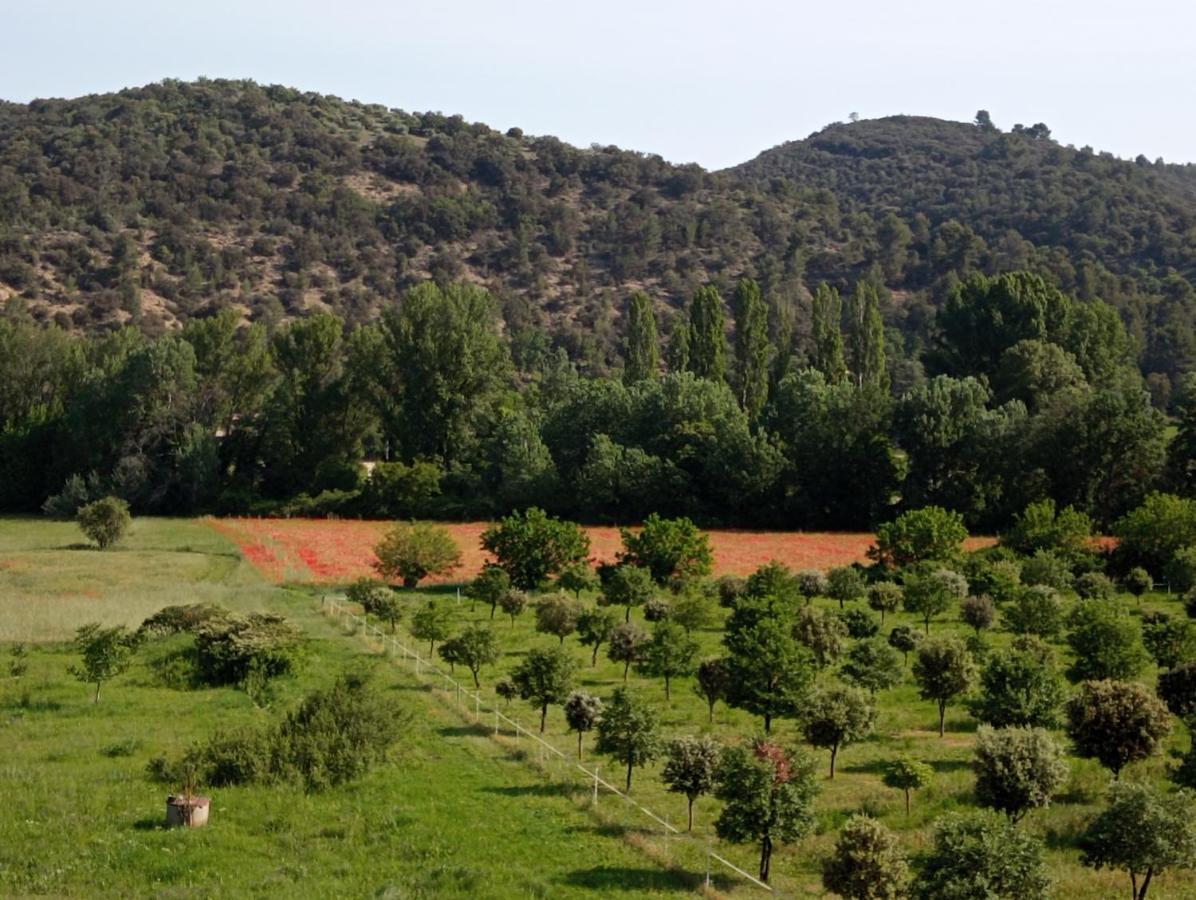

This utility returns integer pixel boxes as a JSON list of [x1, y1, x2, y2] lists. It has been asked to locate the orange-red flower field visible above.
[[206, 517, 996, 586]]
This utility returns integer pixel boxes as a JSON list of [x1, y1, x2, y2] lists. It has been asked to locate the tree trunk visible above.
[[540, 704, 548, 733], [625, 606, 631, 622], [763, 713, 772, 734], [626, 758, 634, 792], [707, 701, 715, 723], [664, 675, 671, 700], [577, 732, 583, 759], [490, 604, 497, 620], [471, 669, 480, 689], [623, 660, 630, 682], [759, 834, 772, 883], [559, 635, 565, 645], [904, 789, 911, 816], [924, 618, 931, 635], [687, 797, 695, 831], [938, 701, 947, 737], [94, 681, 101, 704], [591, 644, 599, 666], [879, 609, 885, 625], [830, 744, 838, 779], [1138, 867, 1153, 900]]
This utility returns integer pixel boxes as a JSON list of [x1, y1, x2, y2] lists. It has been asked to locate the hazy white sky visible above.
[[5, 0, 1194, 168]]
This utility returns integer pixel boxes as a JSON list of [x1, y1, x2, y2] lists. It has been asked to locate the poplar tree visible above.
[[811, 283, 846, 382], [622, 291, 659, 385], [847, 281, 889, 391], [732, 278, 770, 419], [687, 285, 727, 382]]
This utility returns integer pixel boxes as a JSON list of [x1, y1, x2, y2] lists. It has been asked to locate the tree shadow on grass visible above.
[[437, 723, 491, 739], [559, 866, 703, 893], [132, 816, 167, 832], [930, 759, 972, 774]]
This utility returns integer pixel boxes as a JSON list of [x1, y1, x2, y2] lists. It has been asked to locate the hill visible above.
[[3, 81, 1196, 381]]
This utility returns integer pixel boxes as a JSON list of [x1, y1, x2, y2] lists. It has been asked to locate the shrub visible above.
[[911, 811, 1050, 900], [481, 507, 590, 590], [973, 726, 1068, 821], [1020, 549, 1072, 591], [840, 637, 904, 695], [716, 575, 747, 608], [870, 506, 968, 569], [796, 569, 828, 601], [961, 594, 996, 635], [793, 606, 848, 668], [1066, 600, 1149, 682], [838, 607, 879, 639], [194, 611, 303, 687], [373, 521, 462, 587], [1066, 679, 1171, 777], [1141, 612, 1196, 670], [1075, 571, 1116, 601], [821, 815, 909, 900], [1166, 546, 1196, 594], [1002, 585, 1065, 638], [965, 558, 1022, 604], [76, 496, 131, 549], [970, 639, 1066, 728], [138, 603, 223, 638], [618, 513, 712, 585], [643, 596, 672, 622], [1157, 661, 1196, 720]]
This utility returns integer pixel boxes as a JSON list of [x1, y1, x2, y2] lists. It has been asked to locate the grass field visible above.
[[1, 517, 1191, 898]]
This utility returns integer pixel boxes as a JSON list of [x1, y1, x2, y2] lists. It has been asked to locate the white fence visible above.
[[320, 596, 772, 894]]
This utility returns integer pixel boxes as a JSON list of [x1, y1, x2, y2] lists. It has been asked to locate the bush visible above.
[[870, 506, 968, 569], [840, 637, 904, 695], [821, 815, 908, 900], [961, 594, 996, 634], [1003, 585, 1065, 638], [1166, 546, 1196, 594], [973, 725, 1068, 821], [796, 569, 828, 600], [139, 603, 224, 638], [1066, 600, 1149, 682], [643, 596, 672, 622], [1066, 679, 1171, 777], [838, 607, 879, 639], [1142, 612, 1196, 670], [1157, 661, 1196, 720], [164, 670, 405, 791], [194, 611, 303, 687], [1122, 566, 1153, 599], [1019, 549, 1072, 591], [1075, 571, 1116, 601], [965, 558, 1023, 605], [76, 496, 131, 549], [373, 521, 462, 588], [970, 639, 1066, 729], [911, 811, 1050, 900], [717, 575, 747, 608]]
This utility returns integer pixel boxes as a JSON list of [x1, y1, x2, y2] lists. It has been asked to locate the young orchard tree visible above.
[[670, 589, 716, 634], [1141, 612, 1196, 670], [1080, 781, 1196, 900], [1066, 679, 1171, 778], [76, 496, 131, 550], [826, 566, 866, 610], [662, 735, 721, 831], [409, 600, 452, 655], [694, 657, 729, 722], [534, 593, 581, 644], [821, 815, 909, 900], [467, 564, 511, 619], [347, 578, 402, 632], [883, 755, 933, 816], [840, 637, 904, 695], [725, 614, 815, 733], [913, 636, 977, 737], [481, 507, 590, 590], [636, 621, 699, 700], [1002, 585, 1065, 638], [801, 683, 877, 778], [904, 568, 968, 634], [970, 638, 1067, 728], [714, 740, 820, 883], [619, 513, 713, 586], [973, 726, 1069, 822], [911, 811, 1050, 900], [511, 645, 576, 733], [960, 594, 996, 636], [867, 581, 903, 625], [595, 687, 660, 791], [70, 623, 139, 703], [888, 625, 921, 665], [373, 521, 462, 588], [495, 677, 517, 707], [576, 606, 618, 666], [1066, 600, 1150, 682], [441, 626, 499, 688], [498, 589, 528, 627], [563, 690, 603, 759], [607, 621, 649, 682], [1157, 661, 1196, 721], [793, 606, 848, 668], [869, 505, 968, 569], [746, 560, 802, 607], [1123, 566, 1153, 602], [599, 564, 655, 622], [557, 561, 598, 599]]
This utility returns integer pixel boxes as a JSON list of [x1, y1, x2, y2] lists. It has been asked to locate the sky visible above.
[[4, 0, 1194, 169]]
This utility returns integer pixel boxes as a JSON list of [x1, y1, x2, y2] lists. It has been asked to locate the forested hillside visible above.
[[3, 81, 1196, 390]]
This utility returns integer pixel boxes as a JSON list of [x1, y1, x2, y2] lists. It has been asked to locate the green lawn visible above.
[[0, 519, 699, 898]]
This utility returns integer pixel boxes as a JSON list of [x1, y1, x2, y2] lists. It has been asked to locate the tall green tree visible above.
[[846, 281, 888, 391], [811, 283, 846, 383], [622, 291, 660, 385], [732, 278, 770, 419], [687, 285, 727, 382]]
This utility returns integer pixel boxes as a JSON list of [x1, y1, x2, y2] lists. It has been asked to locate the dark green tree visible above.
[[622, 291, 660, 385]]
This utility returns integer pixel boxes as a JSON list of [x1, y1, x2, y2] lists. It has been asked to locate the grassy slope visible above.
[[0, 519, 696, 898]]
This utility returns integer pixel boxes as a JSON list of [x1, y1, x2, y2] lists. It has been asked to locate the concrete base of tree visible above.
[[166, 795, 210, 828]]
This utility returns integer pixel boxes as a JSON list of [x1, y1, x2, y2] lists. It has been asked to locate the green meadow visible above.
[[1, 517, 1193, 898]]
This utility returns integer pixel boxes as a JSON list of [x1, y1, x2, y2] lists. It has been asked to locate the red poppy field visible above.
[[205, 517, 995, 585]]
